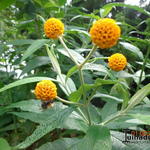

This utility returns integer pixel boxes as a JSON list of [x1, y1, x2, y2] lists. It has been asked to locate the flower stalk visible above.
[[78, 45, 97, 70], [56, 96, 84, 106], [136, 45, 150, 91], [100, 112, 124, 126], [78, 69, 92, 125], [59, 36, 79, 66]]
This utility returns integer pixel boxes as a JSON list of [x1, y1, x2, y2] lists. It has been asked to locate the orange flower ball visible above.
[[90, 18, 121, 49], [108, 53, 127, 71], [44, 18, 64, 39], [34, 80, 57, 101]]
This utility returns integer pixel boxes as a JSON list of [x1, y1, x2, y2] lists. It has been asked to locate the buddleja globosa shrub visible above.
[[0, 2, 150, 150]]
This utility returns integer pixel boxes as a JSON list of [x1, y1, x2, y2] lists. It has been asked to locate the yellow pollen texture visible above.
[[89, 18, 121, 49], [44, 18, 64, 39], [34, 80, 57, 101], [108, 53, 127, 71]]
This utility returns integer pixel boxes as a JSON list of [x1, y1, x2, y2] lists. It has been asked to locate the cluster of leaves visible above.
[[0, 0, 150, 150]]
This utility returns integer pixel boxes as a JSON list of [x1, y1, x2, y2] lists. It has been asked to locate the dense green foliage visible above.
[[0, 0, 150, 150]]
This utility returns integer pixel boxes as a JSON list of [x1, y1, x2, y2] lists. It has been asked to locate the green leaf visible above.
[[69, 84, 95, 102], [133, 70, 145, 84], [110, 83, 130, 110], [101, 102, 118, 121], [107, 116, 145, 129], [0, 123, 20, 132], [62, 110, 88, 132], [46, 46, 61, 74], [69, 88, 83, 102], [0, 107, 8, 116], [57, 74, 76, 96], [7, 39, 35, 45], [43, 0, 58, 7], [121, 36, 149, 44], [10, 111, 44, 123], [66, 65, 78, 82], [83, 63, 107, 73], [21, 56, 50, 75], [95, 79, 118, 86], [0, 138, 11, 150], [0, 116, 12, 128], [135, 61, 150, 69], [7, 100, 42, 113], [116, 71, 134, 78], [11, 102, 88, 133], [80, 13, 100, 20], [93, 93, 123, 103], [129, 30, 150, 36], [126, 83, 150, 111], [103, 2, 150, 17], [11, 102, 66, 123], [119, 42, 143, 59], [67, 29, 90, 37], [128, 114, 150, 125], [0, 77, 57, 93], [0, 0, 15, 11], [100, 5, 113, 18], [36, 138, 80, 150], [21, 39, 49, 62], [58, 48, 85, 63], [66, 63, 107, 83], [58, 0, 66, 6], [88, 104, 101, 124], [69, 79, 117, 102], [69, 125, 112, 150], [16, 107, 73, 149]]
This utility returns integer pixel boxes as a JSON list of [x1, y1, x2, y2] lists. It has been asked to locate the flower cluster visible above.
[[44, 18, 64, 39], [89, 18, 121, 49], [34, 80, 57, 101], [108, 53, 127, 71], [43, 17, 127, 71]]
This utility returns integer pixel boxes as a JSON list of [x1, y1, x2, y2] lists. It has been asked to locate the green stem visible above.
[[78, 69, 86, 102], [78, 69, 92, 125], [77, 107, 89, 123], [36, 14, 45, 23], [100, 106, 131, 126], [77, 46, 98, 126], [88, 57, 109, 63], [100, 112, 124, 126], [78, 45, 97, 69], [136, 45, 150, 91], [56, 96, 84, 106], [103, 74, 108, 80], [59, 36, 79, 66], [86, 87, 98, 105], [85, 108, 92, 125]]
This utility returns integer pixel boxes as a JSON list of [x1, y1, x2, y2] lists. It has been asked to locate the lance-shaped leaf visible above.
[[69, 125, 112, 150], [0, 77, 57, 93], [21, 56, 50, 75], [21, 39, 49, 62], [125, 83, 150, 111], [15, 107, 73, 149], [102, 2, 150, 16]]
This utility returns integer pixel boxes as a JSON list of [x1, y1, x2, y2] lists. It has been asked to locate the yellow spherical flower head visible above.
[[89, 18, 121, 49], [34, 80, 57, 101], [44, 18, 64, 39], [108, 53, 127, 71]]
